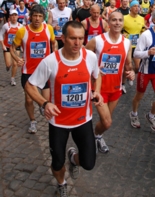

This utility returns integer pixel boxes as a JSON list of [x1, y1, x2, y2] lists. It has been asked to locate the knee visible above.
[[80, 152, 96, 171], [133, 93, 143, 102], [100, 117, 112, 130], [52, 161, 64, 171], [25, 97, 33, 106], [81, 160, 95, 171]]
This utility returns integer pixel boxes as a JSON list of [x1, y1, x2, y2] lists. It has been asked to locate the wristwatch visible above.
[[42, 101, 50, 109]]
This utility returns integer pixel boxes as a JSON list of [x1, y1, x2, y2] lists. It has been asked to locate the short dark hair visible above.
[[30, 2, 38, 8], [62, 21, 85, 37], [19, 0, 24, 3], [29, 4, 46, 21]]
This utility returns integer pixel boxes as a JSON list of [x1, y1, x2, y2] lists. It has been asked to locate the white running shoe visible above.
[[122, 84, 127, 94], [67, 147, 79, 179], [28, 120, 37, 134], [145, 113, 155, 132], [129, 112, 140, 128], [95, 136, 109, 154], [10, 78, 16, 86], [128, 80, 133, 86], [56, 183, 68, 197]]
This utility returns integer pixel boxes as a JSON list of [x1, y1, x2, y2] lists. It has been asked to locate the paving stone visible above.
[[4, 189, 14, 197], [9, 180, 23, 191], [1, 46, 155, 197], [14, 187, 30, 197], [15, 172, 30, 181], [23, 179, 36, 189], [39, 175, 52, 183]]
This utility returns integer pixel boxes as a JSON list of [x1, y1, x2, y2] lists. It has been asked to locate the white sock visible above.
[[149, 112, 155, 118], [58, 179, 66, 186], [131, 111, 138, 116], [94, 133, 102, 138]]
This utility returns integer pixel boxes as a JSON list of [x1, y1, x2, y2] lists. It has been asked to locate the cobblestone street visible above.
[[0, 46, 155, 197]]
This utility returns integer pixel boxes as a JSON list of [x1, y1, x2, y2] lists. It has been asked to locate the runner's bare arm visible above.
[[10, 42, 25, 66]]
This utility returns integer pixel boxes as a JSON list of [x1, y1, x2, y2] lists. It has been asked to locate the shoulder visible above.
[[65, 7, 72, 12], [46, 23, 53, 30], [51, 7, 57, 13], [85, 48, 97, 58], [140, 29, 151, 37], [124, 14, 130, 19], [2, 22, 8, 28], [137, 14, 145, 21], [42, 51, 56, 65], [16, 26, 26, 37], [124, 36, 130, 44]]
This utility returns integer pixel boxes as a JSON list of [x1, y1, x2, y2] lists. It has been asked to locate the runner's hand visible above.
[[44, 102, 61, 120], [125, 70, 135, 81]]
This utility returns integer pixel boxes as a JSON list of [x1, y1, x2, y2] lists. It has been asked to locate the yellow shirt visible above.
[[123, 14, 145, 48], [14, 23, 55, 46]]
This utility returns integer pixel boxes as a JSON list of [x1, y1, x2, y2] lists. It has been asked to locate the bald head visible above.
[[90, 4, 100, 12], [90, 4, 101, 20]]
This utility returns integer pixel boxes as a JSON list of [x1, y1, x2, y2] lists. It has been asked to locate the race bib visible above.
[[61, 83, 88, 108], [142, 8, 148, 14], [55, 17, 68, 36], [30, 42, 46, 58], [129, 34, 139, 46], [100, 54, 121, 74], [8, 34, 15, 45]]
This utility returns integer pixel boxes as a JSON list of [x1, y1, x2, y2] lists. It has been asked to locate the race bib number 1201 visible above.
[[61, 83, 88, 107]]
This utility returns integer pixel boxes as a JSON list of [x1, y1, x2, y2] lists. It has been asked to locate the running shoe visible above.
[[129, 112, 140, 128], [122, 84, 127, 94], [128, 80, 133, 86], [67, 147, 79, 179], [10, 78, 16, 86], [28, 120, 37, 134], [95, 136, 109, 154], [56, 183, 68, 197], [145, 113, 155, 132]]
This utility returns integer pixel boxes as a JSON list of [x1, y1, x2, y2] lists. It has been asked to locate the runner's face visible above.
[[121, 0, 128, 8], [90, 8, 100, 20], [108, 12, 123, 33], [110, 0, 116, 7], [151, 5, 155, 12], [130, 5, 139, 15], [83, 0, 91, 8], [10, 14, 18, 24], [19, 1, 25, 9], [62, 26, 84, 55], [57, 0, 66, 10], [31, 12, 44, 28]]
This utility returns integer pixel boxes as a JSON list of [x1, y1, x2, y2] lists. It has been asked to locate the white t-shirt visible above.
[[29, 48, 99, 128], [51, 6, 72, 37]]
